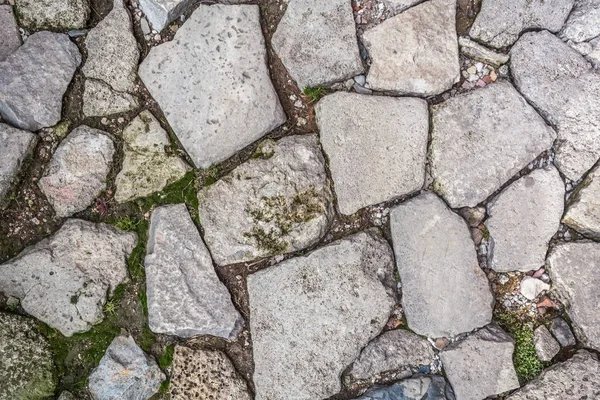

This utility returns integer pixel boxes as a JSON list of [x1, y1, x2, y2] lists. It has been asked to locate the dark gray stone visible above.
[[0, 5, 21, 60], [550, 317, 577, 347]]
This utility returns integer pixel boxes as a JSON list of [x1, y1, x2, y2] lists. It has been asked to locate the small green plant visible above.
[[302, 86, 327, 103], [103, 299, 118, 316], [482, 226, 490, 240], [113, 216, 139, 232]]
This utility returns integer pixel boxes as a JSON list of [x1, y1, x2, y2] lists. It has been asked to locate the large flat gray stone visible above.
[[139, 4, 285, 169], [15, 0, 89, 31], [390, 192, 493, 338], [248, 231, 397, 400], [563, 162, 600, 240], [139, 0, 196, 31], [430, 81, 556, 208], [561, 0, 600, 43], [0, 123, 38, 203], [316, 92, 428, 215], [352, 376, 452, 400], [0, 5, 21, 60]]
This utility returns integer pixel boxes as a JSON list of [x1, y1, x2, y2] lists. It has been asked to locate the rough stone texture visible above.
[[139, 0, 196, 31], [0, 312, 56, 400], [390, 192, 493, 338], [349, 329, 435, 381], [511, 31, 600, 181], [82, 79, 138, 117], [88, 335, 165, 400], [469, 0, 574, 48], [458, 36, 509, 66], [83, 0, 139, 93], [145, 204, 242, 338], [0, 123, 38, 202], [139, 4, 285, 169], [440, 324, 520, 400], [115, 111, 188, 203], [169, 346, 251, 400], [57, 392, 76, 400], [506, 350, 600, 399], [248, 231, 397, 400], [534, 325, 560, 362], [0, 5, 21, 60], [486, 167, 564, 272], [15, 0, 89, 31], [550, 317, 577, 347], [362, 0, 460, 96], [198, 135, 333, 266], [561, 0, 600, 43], [316, 92, 428, 215], [384, 0, 422, 14], [271, 0, 363, 89], [0, 31, 81, 131], [0, 219, 136, 336], [519, 277, 551, 301], [353, 376, 452, 400], [39, 126, 114, 217], [430, 81, 556, 208], [547, 242, 600, 350], [563, 162, 600, 240]]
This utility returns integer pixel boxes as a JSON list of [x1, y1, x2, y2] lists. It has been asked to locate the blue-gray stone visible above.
[[353, 376, 452, 400]]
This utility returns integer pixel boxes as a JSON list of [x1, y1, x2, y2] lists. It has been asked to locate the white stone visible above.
[[139, 0, 195, 31], [0, 123, 37, 202], [561, 0, 600, 43], [519, 277, 551, 301], [563, 162, 600, 240]]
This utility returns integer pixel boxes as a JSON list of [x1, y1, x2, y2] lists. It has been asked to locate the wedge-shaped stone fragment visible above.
[[390, 192, 493, 338], [139, 0, 195, 31], [316, 92, 428, 215], [534, 325, 560, 362], [563, 162, 600, 239], [362, 0, 460, 96], [0, 5, 21, 60], [272, 0, 363, 89], [0, 123, 37, 203], [440, 324, 520, 400], [511, 31, 600, 181], [248, 231, 397, 400], [0, 31, 81, 131], [430, 81, 556, 208], [352, 376, 452, 400], [139, 4, 285, 168], [0, 219, 136, 336], [550, 317, 577, 347], [82, 79, 138, 117], [198, 135, 333, 266], [561, 0, 600, 43], [486, 166, 564, 272]]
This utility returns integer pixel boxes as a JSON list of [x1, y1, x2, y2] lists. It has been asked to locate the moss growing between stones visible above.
[[251, 139, 276, 160], [158, 344, 175, 369]]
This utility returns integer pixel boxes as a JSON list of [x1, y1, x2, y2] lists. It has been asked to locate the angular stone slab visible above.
[[145, 204, 242, 338], [506, 350, 600, 399], [563, 162, 600, 240], [0, 31, 81, 131], [352, 376, 452, 400], [139, 0, 195, 31], [15, 0, 89, 31], [0, 5, 21, 61], [511, 31, 600, 181], [115, 111, 188, 203], [198, 135, 333, 266], [82, 79, 138, 117], [486, 166, 564, 272], [561, 0, 600, 43], [0, 219, 136, 336], [39, 125, 114, 217], [88, 335, 165, 400], [550, 317, 577, 347], [390, 192, 493, 338], [272, 0, 363, 89], [362, 0, 460, 96], [547, 242, 600, 350], [316, 92, 428, 215], [169, 346, 251, 400], [534, 325, 560, 362], [139, 4, 285, 169], [0, 123, 38, 202], [430, 81, 556, 208], [248, 231, 397, 400], [0, 312, 56, 400], [440, 324, 520, 400], [469, 0, 574, 49], [458, 36, 509, 66]]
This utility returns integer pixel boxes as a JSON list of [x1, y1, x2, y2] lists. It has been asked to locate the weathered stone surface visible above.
[[362, 0, 460, 96], [547, 242, 600, 350], [534, 325, 560, 362], [57, 392, 76, 400], [145, 204, 242, 338], [550, 317, 577, 347], [486, 167, 564, 272], [170, 346, 251, 400], [390, 192, 493, 338], [519, 277, 550, 301], [440, 324, 520, 400], [248, 231, 397, 400], [83, 0, 139, 93], [506, 350, 600, 399], [349, 329, 434, 381], [139, 4, 285, 169], [561, 0, 600, 43], [0, 312, 56, 400], [115, 111, 188, 203], [353, 376, 452, 400], [430, 81, 556, 208], [272, 0, 363, 89], [0, 123, 38, 202], [563, 163, 600, 239], [198, 135, 333, 266], [0, 31, 81, 131], [316, 92, 428, 215], [39, 126, 114, 217], [384, 0, 422, 15], [511, 31, 600, 181], [469, 0, 574, 48], [0, 219, 136, 336], [82, 79, 138, 117], [88, 335, 165, 400], [15, 0, 89, 31], [458, 36, 509, 66], [139, 0, 195, 31], [0, 5, 20, 60]]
